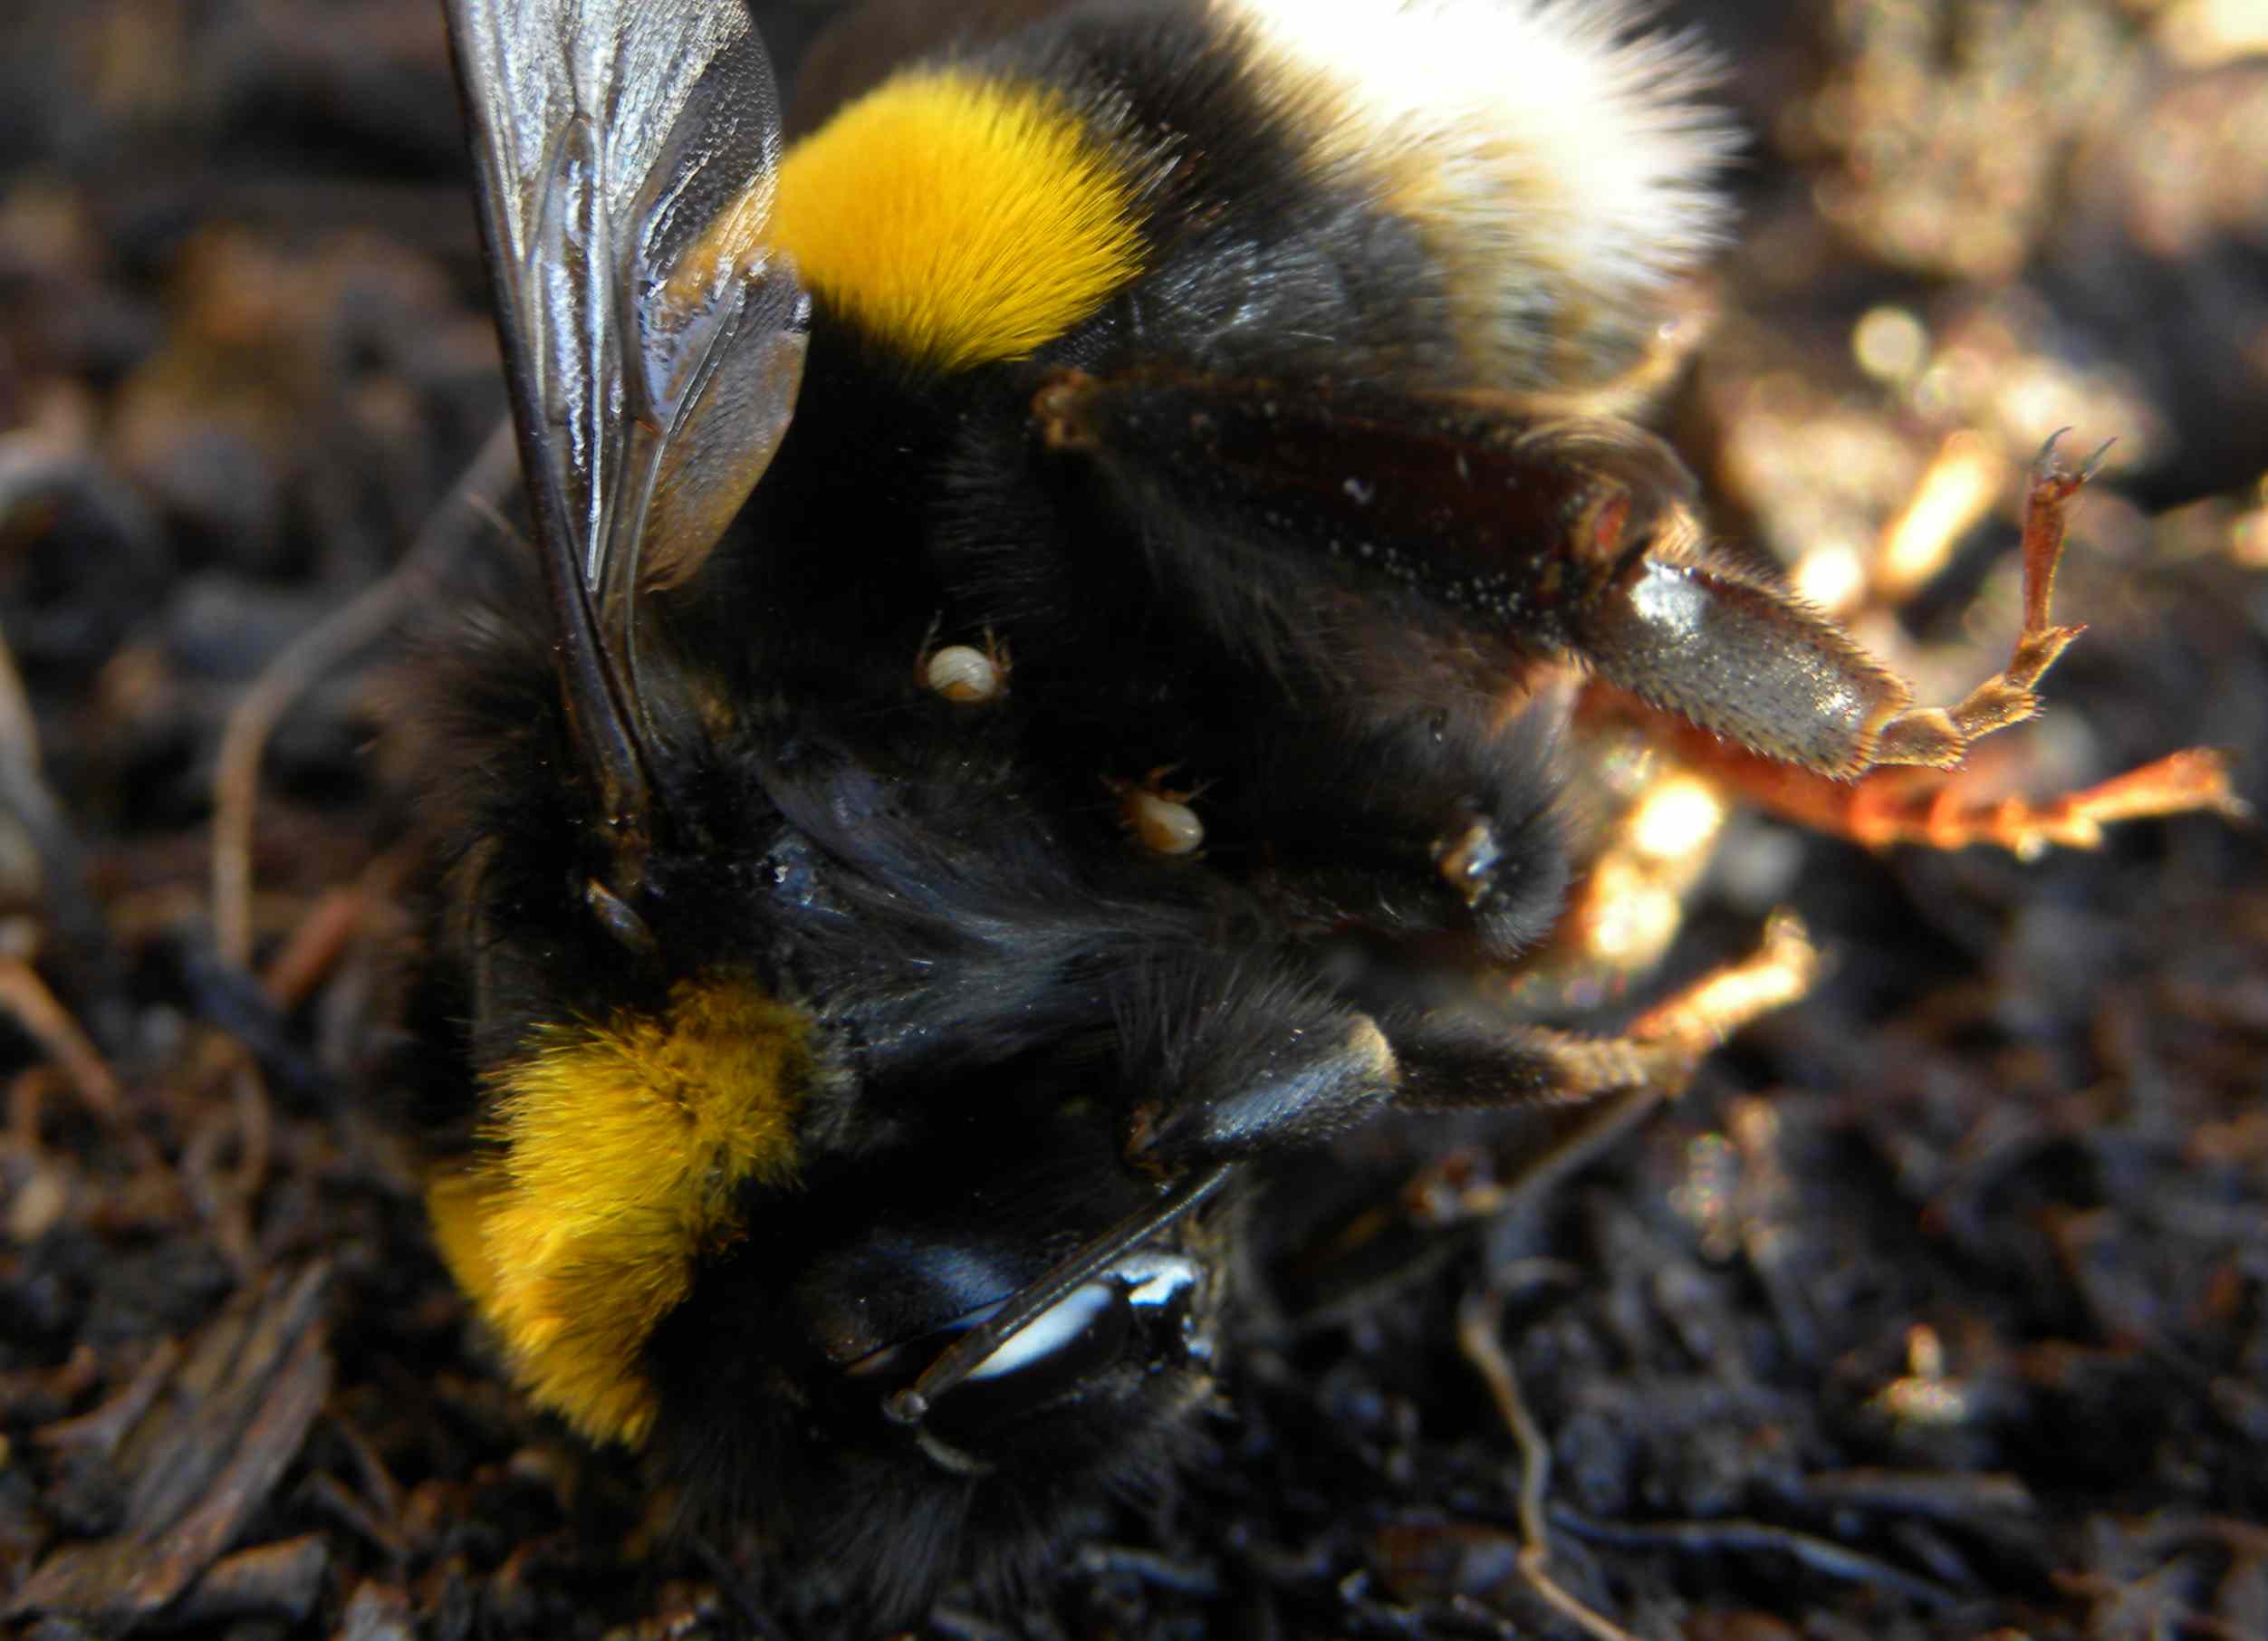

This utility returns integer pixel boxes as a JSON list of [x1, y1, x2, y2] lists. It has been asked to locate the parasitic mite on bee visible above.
[[409, 0, 2234, 1626]]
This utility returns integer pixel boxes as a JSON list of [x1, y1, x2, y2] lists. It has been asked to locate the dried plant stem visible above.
[[211, 422, 517, 968]]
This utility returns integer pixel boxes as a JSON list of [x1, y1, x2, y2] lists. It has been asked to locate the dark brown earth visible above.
[[1, 4, 2263, 1638]]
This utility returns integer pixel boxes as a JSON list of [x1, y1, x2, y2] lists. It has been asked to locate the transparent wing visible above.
[[447, 0, 807, 603]]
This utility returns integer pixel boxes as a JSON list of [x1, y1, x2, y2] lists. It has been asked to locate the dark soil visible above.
[[1, 3, 2263, 1638]]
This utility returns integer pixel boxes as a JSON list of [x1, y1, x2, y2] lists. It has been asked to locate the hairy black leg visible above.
[[1213, 689, 1571, 959]]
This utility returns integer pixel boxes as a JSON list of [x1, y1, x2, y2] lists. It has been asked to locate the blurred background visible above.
[[0, 3, 2263, 1637]]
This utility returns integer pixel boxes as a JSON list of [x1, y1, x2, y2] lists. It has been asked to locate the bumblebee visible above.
[[412, 0, 2189, 1626]]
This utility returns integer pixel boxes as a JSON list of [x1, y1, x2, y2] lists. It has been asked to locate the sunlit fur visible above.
[[772, 69, 1146, 369], [428, 975, 812, 1443], [1217, 0, 1734, 393], [423, 0, 1743, 1622]]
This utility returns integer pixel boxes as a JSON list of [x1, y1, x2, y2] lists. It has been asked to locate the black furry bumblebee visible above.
[[413, 0, 2177, 1625]]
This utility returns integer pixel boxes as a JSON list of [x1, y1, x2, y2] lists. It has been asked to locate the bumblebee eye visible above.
[[582, 877, 658, 957], [960, 1252, 1205, 1384], [850, 1252, 1204, 1456]]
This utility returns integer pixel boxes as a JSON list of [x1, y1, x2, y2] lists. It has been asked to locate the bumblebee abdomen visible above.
[[777, 0, 1730, 394], [1216, 0, 1732, 393]]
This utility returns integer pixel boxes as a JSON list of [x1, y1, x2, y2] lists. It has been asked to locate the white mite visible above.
[[924, 643, 1004, 704], [1126, 788, 1205, 856]]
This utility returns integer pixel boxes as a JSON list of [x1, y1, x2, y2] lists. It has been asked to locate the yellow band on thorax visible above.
[[773, 69, 1145, 371]]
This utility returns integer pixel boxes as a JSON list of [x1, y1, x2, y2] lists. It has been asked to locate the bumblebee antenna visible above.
[[883, 1162, 1235, 1426]]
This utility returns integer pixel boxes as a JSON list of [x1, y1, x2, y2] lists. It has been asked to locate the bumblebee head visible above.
[[416, 618, 1238, 1596], [667, 1091, 1218, 1428], [620, 1059, 1228, 1617]]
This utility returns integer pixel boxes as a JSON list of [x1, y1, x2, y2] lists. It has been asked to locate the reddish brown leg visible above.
[[1399, 916, 1820, 1225], [1753, 747, 2238, 857], [1867, 432, 2101, 769], [1595, 697, 2237, 859], [1581, 430, 2241, 856]]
